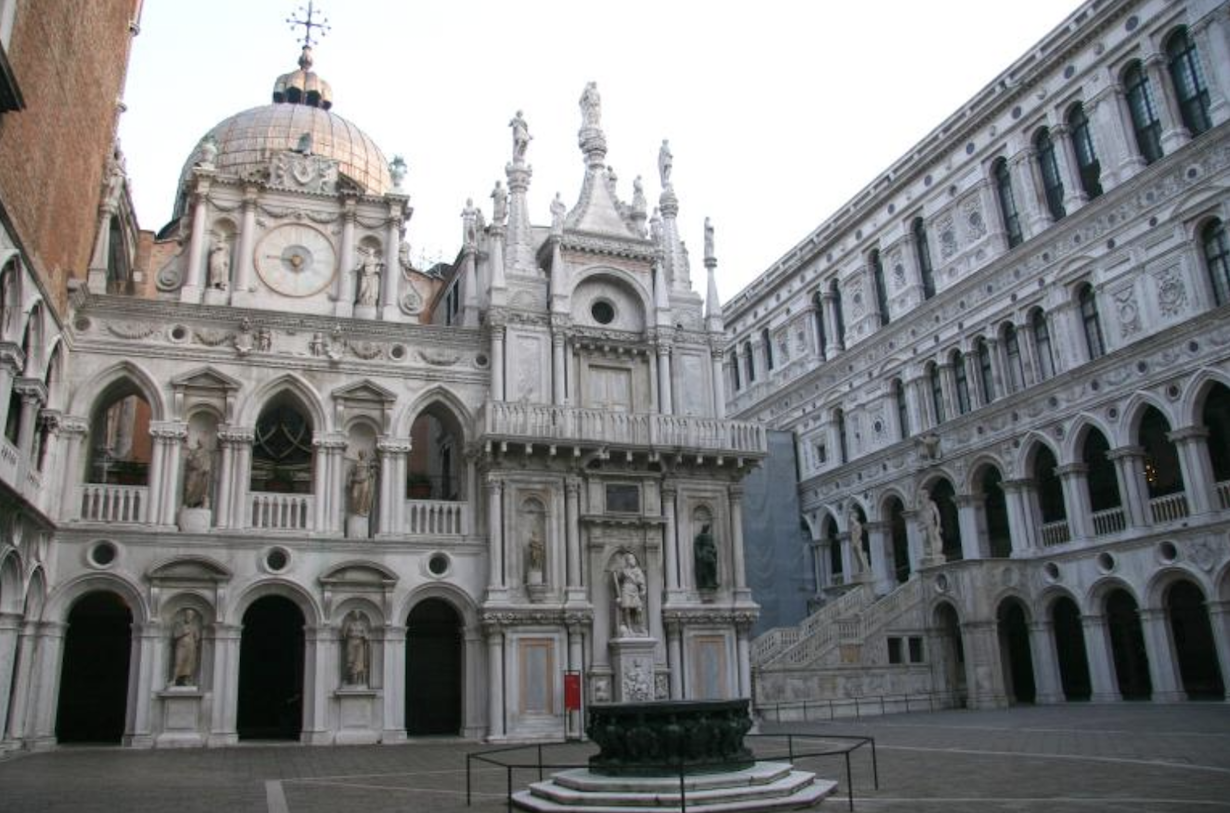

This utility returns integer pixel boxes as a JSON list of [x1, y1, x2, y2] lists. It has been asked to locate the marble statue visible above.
[[658, 139, 673, 187], [848, 509, 871, 574], [613, 552, 647, 637], [462, 198, 479, 246], [197, 135, 218, 169], [389, 155, 408, 189], [919, 488, 944, 557], [347, 450, 375, 517], [694, 523, 718, 590], [632, 176, 647, 215], [579, 81, 601, 129], [526, 527, 545, 578], [510, 110, 531, 162], [104, 143, 126, 208], [356, 248, 380, 306], [182, 440, 212, 509], [342, 612, 369, 686], [650, 208, 663, 245], [704, 217, 715, 261], [207, 240, 230, 290], [171, 608, 202, 686], [310, 332, 327, 357], [491, 180, 507, 225], [550, 192, 566, 234]]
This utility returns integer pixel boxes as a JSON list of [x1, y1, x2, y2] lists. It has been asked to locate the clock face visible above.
[[255, 224, 338, 297]]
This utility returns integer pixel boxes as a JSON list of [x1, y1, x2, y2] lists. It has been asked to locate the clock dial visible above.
[[254, 223, 338, 297]]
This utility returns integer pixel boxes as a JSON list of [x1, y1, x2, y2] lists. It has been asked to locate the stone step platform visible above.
[[512, 762, 837, 813]]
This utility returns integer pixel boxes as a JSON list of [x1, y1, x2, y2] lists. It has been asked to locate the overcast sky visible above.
[[119, 0, 1081, 303]]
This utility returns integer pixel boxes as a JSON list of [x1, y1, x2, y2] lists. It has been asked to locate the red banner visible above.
[[564, 672, 581, 710]]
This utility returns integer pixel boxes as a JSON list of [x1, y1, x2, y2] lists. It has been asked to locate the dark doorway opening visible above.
[[1166, 580, 1225, 698], [934, 602, 966, 705], [56, 591, 132, 743], [1051, 596, 1091, 700], [406, 598, 462, 735], [1106, 589, 1151, 699], [998, 599, 1036, 703], [237, 595, 304, 740]]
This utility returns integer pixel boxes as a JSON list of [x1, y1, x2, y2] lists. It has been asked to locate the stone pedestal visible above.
[[177, 507, 212, 533], [353, 304, 377, 321], [334, 688, 380, 745], [155, 688, 205, 748], [346, 514, 369, 539], [203, 288, 229, 306], [920, 554, 946, 568], [609, 637, 657, 703]]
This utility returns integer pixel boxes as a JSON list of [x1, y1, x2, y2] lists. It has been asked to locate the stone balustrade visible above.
[[79, 483, 148, 523], [249, 492, 313, 531]]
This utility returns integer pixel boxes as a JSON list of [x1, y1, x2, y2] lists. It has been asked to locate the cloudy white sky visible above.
[[119, 0, 1081, 303]]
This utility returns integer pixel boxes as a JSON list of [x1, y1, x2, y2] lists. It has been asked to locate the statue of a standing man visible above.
[[579, 81, 602, 129], [613, 552, 647, 637], [510, 110, 531, 163], [171, 608, 202, 687], [658, 139, 673, 187], [347, 450, 375, 517]]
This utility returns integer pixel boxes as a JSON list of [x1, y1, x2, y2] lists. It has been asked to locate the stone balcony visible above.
[[478, 400, 767, 459]]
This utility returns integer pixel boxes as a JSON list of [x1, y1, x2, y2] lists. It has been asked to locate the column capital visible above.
[[1106, 445, 1146, 461], [486, 473, 505, 493], [218, 426, 256, 445], [312, 432, 349, 451], [148, 421, 189, 441], [1167, 426, 1209, 444], [376, 436, 413, 455], [1054, 463, 1089, 478]]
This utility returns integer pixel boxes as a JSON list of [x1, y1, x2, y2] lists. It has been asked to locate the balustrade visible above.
[[1040, 519, 1071, 547], [404, 499, 468, 536], [249, 492, 313, 530], [1090, 506, 1126, 536], [79, 483, 147, 523], [1149, 492, 1189, 523]]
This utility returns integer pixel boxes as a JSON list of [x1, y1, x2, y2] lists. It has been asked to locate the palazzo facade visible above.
[[0, 16, 763, 747], [739, 0, 1230, 710]]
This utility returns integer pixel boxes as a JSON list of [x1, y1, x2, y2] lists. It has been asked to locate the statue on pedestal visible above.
[[171, 608, 202, 687], [848, 508, 871, 575], [342, 612, 370, 686], [526, 528, 545, 584], [347, 450, 375, 517], [207, 240, 230, 290], [182, 440, 212, 509], [510, 110, 531, 162], [658, 139, 673, 187], [694, 524, 718, 590], [919, 488, 944, 557], [579, 81, 602, 129], [355, 248, 381, 307], [613, 552, 647, 637]]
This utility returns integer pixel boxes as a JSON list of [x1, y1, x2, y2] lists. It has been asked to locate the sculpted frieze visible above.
[[105, 321, 161, 340]]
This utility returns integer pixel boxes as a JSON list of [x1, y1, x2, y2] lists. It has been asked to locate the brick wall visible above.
[[0, 0, 139, 317]]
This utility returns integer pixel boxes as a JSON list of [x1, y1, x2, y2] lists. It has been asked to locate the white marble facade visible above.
[[0, 54, 763, 749]]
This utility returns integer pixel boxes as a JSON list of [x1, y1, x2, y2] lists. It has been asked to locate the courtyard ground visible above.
[[1, 703, 1227, 812]]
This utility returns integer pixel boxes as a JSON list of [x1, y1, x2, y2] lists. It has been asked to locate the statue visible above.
[[649, 208, 663, 245], [356, 247, 380, 307], [526, 528, 545, 579], [550, 192, 566, 235], [462, 198, 479, 247], [694, 523, 718, 590], [579, 81, 602, 129], [919, 488, 944, 557], [171, 608, 202, 687], [255, 327, 272, 352], [182, 440, 212, 509], [104, 144, 127, 208], [612, 552, 647, 637], [658, 139, 673, 187], [347, 450, 375, 517], [848, 509, 871, 574], [207, 240, 230, 290], [342, 612, 370, 686], [491, 180, 508, 225], [197, 135, 218, 170], [389, 155, 408, 190], [631, 176, 646, 215], [309, 331, 327, 357], [296, 131, 314, 155], [704, 217, 715, 261], [509, 110, 531, 162]]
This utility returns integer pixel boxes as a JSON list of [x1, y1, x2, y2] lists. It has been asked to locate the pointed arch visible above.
[[69, 360, 167, 422], [1018, 432, 1061, 477], [396, 385, 474, 440], [1064, 413, 1118, 463], [1181, 369, 1230, 427], [0, 549, 23, 613], [1120, 392, 1179, 444], [964, 454, 1008, 494], [235, 373, 327, 431]]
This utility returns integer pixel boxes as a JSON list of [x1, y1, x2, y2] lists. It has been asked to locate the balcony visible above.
[[1149, 492, 1189, 524], [250, 492, 313, 531], [79, 483, 148, 523], [479, 401, 767, 457], [402, 498, 468, 536]]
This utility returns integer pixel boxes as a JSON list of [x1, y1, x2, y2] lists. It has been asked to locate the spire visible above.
[[656, 139, 691, 292], [567, 82, 640, 239], [704, 217, 723, 331], [273, 4, 333, 108], [504, 108, 536, 276]]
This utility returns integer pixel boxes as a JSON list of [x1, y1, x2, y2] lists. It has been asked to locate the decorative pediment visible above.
[[147, 556, 233, 586], [171, 366, 242, 393], [268, 150, 339, 195], [319, 561, 399, 590], [331, 380, 396, 404]]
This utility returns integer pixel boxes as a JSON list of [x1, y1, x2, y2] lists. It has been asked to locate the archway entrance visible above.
[[997, 599, 1036, 703], [405, 598, 462, 735], [237, 596, 304, 740], [1105, 589, 1151, 699], [56, 591, 131, 743], [933, 603, 966, 705], [1051, 596, 1091, 700], [1166, 580, 1225, 698]]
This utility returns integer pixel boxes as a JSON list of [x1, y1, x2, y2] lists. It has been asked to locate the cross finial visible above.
[[286, 2, 330, 49]]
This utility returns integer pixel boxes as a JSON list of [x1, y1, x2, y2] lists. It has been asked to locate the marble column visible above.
[[565, 622, 585, 739], [552, 331, 567, 406], [301, 625, 331, 743], [1208, 601, 1230, 700], [377, 437, 411, 537], [486, 475, 507, 601], [661, 480, 681, 601], [1138, 608, 1185, 702], [902, 509, 925, 573], [961, 620, 1008, 709], [332, 200, 357, 317], [380, 207, 403, 321], [232, 187, 259, 304], [666, 621, 684, 699], [1080, 614, 1122, 703], [29, 621, 67, 747], [938, 362, 957, 420], [1009, 147, 1048, 237], [735, 621, 753, 699], [962, 351, 983, 411], [565, 476, 583, 602], [656, 344, 673, 415], [124, 621, 160, 747], [485, 623, 505, 740], [1089, 82, 1143, 186], [729, 485, 750, 601], [491, 323, 506, 403], [1108, 447, 1150, 528], [4, 619, 39, 741], [866, 520, 893, 595], [1144, 53, 1190, 153], [1052, 124, 1088, 214], [710, 348, 727, 419], [381, 623, 407, 743], [1000, 478, 1037, 555], [955, 493, 985, 560], [821, 291, 842, 357], [1056, 463, 1094, 540], [1028, 619, 1064, 704], [208, 622, 241, 746], [180, 180, 212, 303], [1168, 427, 1214, 515], [219, 428, 254, 530], [0, 612, 20, 740]]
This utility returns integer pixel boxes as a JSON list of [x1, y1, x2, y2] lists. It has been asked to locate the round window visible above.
[[591, 300, 615, 325], [428, 553, 450, 577], [264, 547, 290, 572], [1096, 551, 1116, 574], [89, 541, 118, 567]]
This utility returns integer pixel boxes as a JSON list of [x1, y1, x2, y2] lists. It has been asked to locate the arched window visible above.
[[729, 350, 741, 391], [408, 404, 465, 501], [87, 382, 153, 486], [993, 158, 1024, 248], [952, 351, 971, 415], [1201, 384, 1230, 486], [871, 249, 890, 326], [824, 515, 842, 581], [812, 291, 827, 358], [251, 398, 314, 493], [928, 361, 946, 425], [1124, 61, 1164, 164], [1166, 27, 1212, 137], [1035, 128, 1066, 221], [1202, 219, 1229, 306], [1139, 406, 1185, 499], [761, 328, 774, 371], [743, 341, 755, 383], [1033, 445, 1067, 529], [1003, 323, 1025, 393], [1068, 103, 1103, 199], [834, 408, 849, 464], [1081, 428, 1122, 522], [975, 338, 996, 404], [978, 466, 1011, 558], [913, 217, 936, 299], [893, 378, 910, 439], [1030, 308, 1056, 380], [1078, 284, 1105, 361], [829, 279, 846, 348]]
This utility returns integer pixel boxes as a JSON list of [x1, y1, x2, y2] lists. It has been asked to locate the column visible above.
[[213, 432, 235, 530], [1191, 11, 1230, 127], [1056, 463, 1093, 540], [710, 348, 726, 419], [29, 621, 67, 746], [124, 621, 159, 747], [0, 612, 20, 739], [977, 175, 1010, 253], [960, 620, 1009, 709], [735, 620, 753, 699], [1168, 427, 1214, 515], [552, 332, 567, 406], [565, 622, 584, 739], [1138, 608, 1185, 702], [1108, 447, 1150, 528], [381, 623, 407, 743], [12, 381, 42, 463], [938, 362, 957, 420], [728, 485, 750, 601], [1051, 124, 1088, 214], [377, 437, 411, 537], [1080, 614, 1121, 702], [54, 419, 88, 521], [1000, 478, 1037, 555], [486, 475, 506, 600], [208, 622, 241, 745], [490, 323, 506, 403], [1088, 81, 1141, 186], [4, 620, 38, 741], [1208, 601, 1230, 700], [1009, 147, 1048, 237], [1144, 53, 1190, 153], [905, 371, 931, 431], [233, 187, 258, 302], [484, 623, 505, 740], [1027, 619, 1064, 704], [661, 480, 681, 600], [955, 494, 984, 560], [962, 352, 983, 410], [180, 181, 211, 302], [565, 476, 583, 602], [656, 344, 673, 415], [380, 207, 403, 320], [333, 199, 357, 317], [865, 520, 893, 595], [301, 625, 331, 743], [902, 509, 925, 573], [220, 428, 254, 530], [821, 291, 842, 358], [666, 621, 684, 699]]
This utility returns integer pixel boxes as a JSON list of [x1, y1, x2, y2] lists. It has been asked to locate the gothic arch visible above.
[[20, 300, 46, 377], [1180, 369, 1230, 427], [24, 566, 46, 619], [229, 578, 322, 628], [917, 467, 960, 495], [1018, 433, 1062, 478], [69, 360, 167, 422], [45, 572, 149, 625], [964, 455, 1008, 494], [42, 337, 66, 410], [1120, 392, 1180, 444], [396, 385, 474, 440], [0, 253, 22, 343], [1215, 558, 1230, 603], [875, 487, 911, 522], [1064, 413, 1118, 463], [0, 549, 23, 613], [235, 373, 328, 431]]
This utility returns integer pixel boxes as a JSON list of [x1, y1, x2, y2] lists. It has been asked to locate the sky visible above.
[[118, 0, 1083, 304]]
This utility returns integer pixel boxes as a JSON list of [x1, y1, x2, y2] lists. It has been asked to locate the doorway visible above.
[[56, 591, 132, 743], [237, 595, 305, 740], [405, 598, 462, 735]]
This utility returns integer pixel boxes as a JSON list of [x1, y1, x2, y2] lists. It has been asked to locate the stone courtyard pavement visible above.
[[1, 704, 1228, 812]]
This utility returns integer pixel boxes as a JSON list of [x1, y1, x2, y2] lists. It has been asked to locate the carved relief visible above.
[[938, 214, 957, 259], [1153, 265, 1187, 318], [962, 200, 986, 241], [1113, 286, 1141, 337], [889, 248, 906, 289], [268, 151, 340, 194]]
